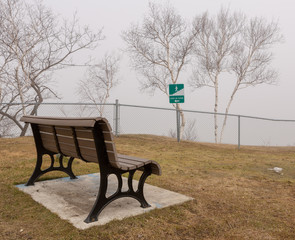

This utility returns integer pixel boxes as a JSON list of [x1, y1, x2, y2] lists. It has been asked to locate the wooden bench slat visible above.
[[150, 162, 162, 175], [57, 135, 75, 145], [77, 139, 95, 148], [117, 161, 138, 170], [75, 129, 93, 139], [80, 146, 97, 158], [42, 143, 58, 153], [20, 115, 100, 127], [106, 151, 116, 161], [106, 151, 121, 169], [55, 127, 72, 136], [117, 158, 146, 168], [61, 150, 80, 159], [81, 153, 98, 163], [40, 132, 55, 139], [40, 133, 56, 148], [103, 131, 113, 141], [105, 142, 115, 152], [38, 125, 54, 133], [118, 158, 149, 166], [117, 162, 134, 168], [118, 154, 161, 175], [117, 154, 151, 164], [40, 132, 54, 140], [98, 122, 111, 131], [41, 139, 56, 148], [59, 142, 77, 154], [118, 165, 129, 171]]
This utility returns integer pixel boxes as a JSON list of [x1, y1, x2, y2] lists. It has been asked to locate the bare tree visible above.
[[183, 119, 198, 141], [169, 119, 198, 141], [191, 8, 282, 143], [0, 0, 103, 136], [219, 17, 282, 142], [122, 2, 199, 139], [78, 53, 120, 117]]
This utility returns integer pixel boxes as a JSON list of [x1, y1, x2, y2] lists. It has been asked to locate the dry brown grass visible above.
[[1, 135, 295, 239]]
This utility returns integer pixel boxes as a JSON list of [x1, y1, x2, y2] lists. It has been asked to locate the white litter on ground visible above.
[[268, 167, 283, 173]]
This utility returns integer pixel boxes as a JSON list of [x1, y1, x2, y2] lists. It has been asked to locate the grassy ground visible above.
[[0, 135, 295, 240]]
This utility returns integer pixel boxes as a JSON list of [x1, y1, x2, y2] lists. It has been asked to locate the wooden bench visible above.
[[20, 115, 161, 223]]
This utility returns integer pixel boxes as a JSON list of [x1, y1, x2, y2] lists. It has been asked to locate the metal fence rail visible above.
[[1, 100, 295, 148]]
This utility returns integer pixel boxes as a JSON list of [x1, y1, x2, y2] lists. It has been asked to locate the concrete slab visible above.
[[16, 173, 193, 230]]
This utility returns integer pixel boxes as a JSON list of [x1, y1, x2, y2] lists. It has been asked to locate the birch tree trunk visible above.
[[214, 79, 219, 143], [219, 85, 239, 143], [176, 103, 186, 140]]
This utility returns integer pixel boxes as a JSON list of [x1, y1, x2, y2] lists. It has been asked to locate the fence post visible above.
[[238, 115, 241, 149], [176, 105, 180, 142], [114, 99, 120, 137]]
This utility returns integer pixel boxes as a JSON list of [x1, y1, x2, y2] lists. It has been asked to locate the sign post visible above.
[[169, 84, 184, 142]]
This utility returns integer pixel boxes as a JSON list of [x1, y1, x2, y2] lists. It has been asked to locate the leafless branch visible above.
[[77, 53, 120, 117], [0, 0, 103, 136]]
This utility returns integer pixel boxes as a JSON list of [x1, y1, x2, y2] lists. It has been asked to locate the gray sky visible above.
[[44, 0, 295, 119]]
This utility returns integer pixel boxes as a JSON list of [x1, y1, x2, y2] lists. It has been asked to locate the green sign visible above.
[[169, 84, 184, 103]]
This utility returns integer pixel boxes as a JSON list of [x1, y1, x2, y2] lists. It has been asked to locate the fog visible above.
[[42, 0, 295, 120]]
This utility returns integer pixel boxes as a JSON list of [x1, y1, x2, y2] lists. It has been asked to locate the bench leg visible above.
[[136, 167, 152, 208], [84, 172, 109, 223], [26, 154, 77, 186], [26, 153, 44, 186], [84, 166, 152, 223]]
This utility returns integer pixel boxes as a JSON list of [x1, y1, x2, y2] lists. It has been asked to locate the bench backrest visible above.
[[20, 116, 120, 169]]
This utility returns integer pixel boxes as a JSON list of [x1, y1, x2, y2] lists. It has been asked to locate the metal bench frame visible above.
[[20, 116, 161, 223]]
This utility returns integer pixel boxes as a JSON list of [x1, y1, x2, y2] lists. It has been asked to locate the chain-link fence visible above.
[[1, 101, 295, 147]]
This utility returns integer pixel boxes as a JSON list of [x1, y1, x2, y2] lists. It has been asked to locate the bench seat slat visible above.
[[117, 158, 146, 168], [117, 161, 137, 169], [117, 154, 151, 164], [118, 154, 161, 175]]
